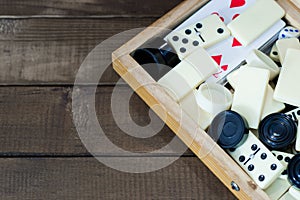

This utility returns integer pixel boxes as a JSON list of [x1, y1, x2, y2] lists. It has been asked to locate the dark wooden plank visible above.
[[0, 0, 182, 17], [0, 18, 160, 85], [0, 18, 159, 41], [0, 157, 235, 199], [0, 86, 194, 156]]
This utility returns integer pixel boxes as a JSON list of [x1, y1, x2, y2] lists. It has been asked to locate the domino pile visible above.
[[153, 0, 300, 199]]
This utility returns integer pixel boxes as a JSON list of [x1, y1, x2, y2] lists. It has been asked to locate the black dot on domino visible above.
[[277, 155, 283, 161], [285, 157, 291, 163], [193, 41, 199, 46], [172, 36, 179, 42], [261, 153, 267, 160], [182, 38, 189, 44], [180, 47, 186, 53], [196, 23, 202, 29], [185, 29, 192, 35], [258, 175, 265, 182], [248, 165, 254, 171], [272, 51, 278, 56], [297, 110, 300, 115], [217, 28, 224, 34], [251, 144, 258, 151], [271, 164, 277, 171], [239, 156, 245, 162]]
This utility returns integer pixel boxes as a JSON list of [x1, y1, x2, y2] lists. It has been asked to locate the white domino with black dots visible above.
[[264, 152, 295, 199], [166, 14, 230, 59], [272, 151, 295, 179], [228, 131, 285, 189], [279, 26, 300, 40]]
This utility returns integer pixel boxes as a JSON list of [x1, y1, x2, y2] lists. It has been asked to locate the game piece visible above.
[[273, 151, 295, 169], [274, 49, 300, 107], [261, 86, 286, 119], [158, 47, 219, 102], [279, 26, 300, 40], [227, 64, 285, 116], [270, 43, 280, 63], [276, 38, 300, 64], [231, 67, 269, 129], [285, 107, 300, 122], [296, 118, 300, 152], [226, 66, 285, 119], [227, 0, 285, 46], [287, 154, 300, 191], [265, 151, 295, 200], [272, 151, 295, 178], [180, 90, 213, 130], [208, 110, 249, 149], [180, 83, 233, 130], [166, 14, 230, 59], [265, 176, 291, 200], [246, 49, 280, 80], [196, 83, 233, 116], [228, 131, 285, 189], [259, 113, 297, 150], [132, 48, 176, 81]]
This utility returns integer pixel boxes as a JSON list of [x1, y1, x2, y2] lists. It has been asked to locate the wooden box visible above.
[[112, 0, 300, 199]]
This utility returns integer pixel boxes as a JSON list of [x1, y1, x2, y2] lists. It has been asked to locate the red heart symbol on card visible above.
[[211, 55, 222, 65], [230, 0, 246, 8], [221, 65, 228, 71], [232, 38, 242, 47], [211, 12, 224, 22], [232, 14, 240, 20]]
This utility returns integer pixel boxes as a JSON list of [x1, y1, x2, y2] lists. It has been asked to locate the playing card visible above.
[[213, 0, 257, 25], [205, 20, 285, 83], [174, 0, 256, 29]]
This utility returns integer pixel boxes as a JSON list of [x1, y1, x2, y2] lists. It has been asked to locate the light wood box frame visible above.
[[112, 0, 300, 199]]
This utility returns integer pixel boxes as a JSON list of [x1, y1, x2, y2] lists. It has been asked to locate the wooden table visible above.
[[0, 1, 235, 199]]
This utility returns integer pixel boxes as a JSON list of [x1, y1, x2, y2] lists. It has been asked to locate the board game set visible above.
[[112, 0, 300, 199]]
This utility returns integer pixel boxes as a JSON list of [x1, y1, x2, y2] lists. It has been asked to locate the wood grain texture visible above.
[[278, 0, 300, 29], [0, 18, 158, 85], [0, 0, 182, 17], [0, 157, 235, 200], [290, 0, 300, 11], [0, 86, 193, 156]]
